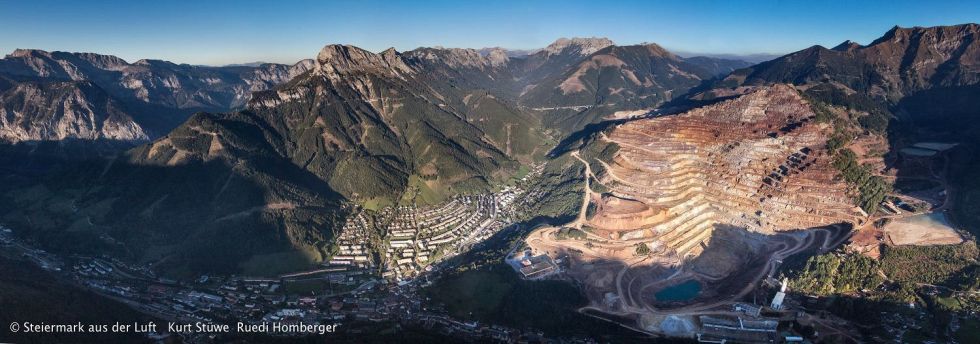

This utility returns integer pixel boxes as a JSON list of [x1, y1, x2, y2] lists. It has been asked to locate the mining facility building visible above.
[[519, 255, 558, 279], [697, 315, 778, 343]]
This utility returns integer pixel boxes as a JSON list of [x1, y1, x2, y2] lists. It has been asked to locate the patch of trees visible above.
[[589, 177, 611, 194], [635, 243, 650, 256], [585, 201, 598, 220], [587, 141, 621, 163], [832, 149, 891, 213], [521, 156, 586, 221], [825, 127, 851, 152], [556, 227, 587, 240], [808, 99, 853, 152], [880, 242, 979, 288], [811, 100, 837, 124], [804, 84, 892, 134], [785, 250, 884, 296]]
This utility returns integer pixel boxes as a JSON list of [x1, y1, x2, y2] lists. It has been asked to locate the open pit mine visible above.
[[523, 84, 866, 335]]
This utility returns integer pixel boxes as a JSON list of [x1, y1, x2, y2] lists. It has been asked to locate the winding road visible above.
[[570, 150, 594, 230]]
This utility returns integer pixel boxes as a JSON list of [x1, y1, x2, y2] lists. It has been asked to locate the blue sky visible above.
[[1, 0, 978, 65]]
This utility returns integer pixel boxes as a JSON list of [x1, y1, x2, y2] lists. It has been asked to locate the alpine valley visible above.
[[1, 24, 979, 344]]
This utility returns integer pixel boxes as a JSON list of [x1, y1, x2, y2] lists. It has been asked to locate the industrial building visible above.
[[697, 315, 778, 343], [770, 278, 788, 311], [518, 254, 558, 279]]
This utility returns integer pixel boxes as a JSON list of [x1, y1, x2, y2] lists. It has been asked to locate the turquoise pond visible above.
[[654, 280, 702, 302]]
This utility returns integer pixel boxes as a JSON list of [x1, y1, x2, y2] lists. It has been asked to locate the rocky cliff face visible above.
[[543, 37, 615, 56], [0, 81, 147, 142], [0, 49, 313, 108], [0, 49, 311, 140]]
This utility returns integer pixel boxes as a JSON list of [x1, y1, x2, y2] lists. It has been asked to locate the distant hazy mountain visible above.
[[221, 61, 273, 67], [674, 51, 783, 64], [477, 47, 536, 58]]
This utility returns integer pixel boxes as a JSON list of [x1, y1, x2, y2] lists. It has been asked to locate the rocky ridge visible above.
[[725, 24, 980, 99], [0, 49, 312, 141], [0, 81, 147, 142]]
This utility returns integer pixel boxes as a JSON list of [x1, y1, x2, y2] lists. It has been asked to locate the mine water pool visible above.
[[654, 280, 702, 302]]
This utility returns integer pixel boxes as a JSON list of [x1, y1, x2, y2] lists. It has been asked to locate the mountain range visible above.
[[700, 24, 980, 149], [0, 37, 748, 145], [2, 25, 979, 277], [0, 49, 313, 142], [727, 24, 980, 97]]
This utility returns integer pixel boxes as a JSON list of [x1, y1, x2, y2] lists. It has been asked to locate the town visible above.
[[0, 165, 571, 343]]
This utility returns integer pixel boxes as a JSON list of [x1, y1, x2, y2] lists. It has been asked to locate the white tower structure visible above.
[[770, 278, 788, 310]]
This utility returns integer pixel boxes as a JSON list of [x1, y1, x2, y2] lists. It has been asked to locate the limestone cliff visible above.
[[0, 49, 311, 138], [0, 81, 147, 142]]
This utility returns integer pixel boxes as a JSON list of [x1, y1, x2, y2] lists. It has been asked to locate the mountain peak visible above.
[[314, 44, 413, 77], [381, 47, 399, 56], [639, 42, 676, 58], [544, 37, 614, 56], [133, 58, 174, 66], [8, 48, 50, 58], [483, 47, 510, 67], [831, 40, 863, 52], [7, 49, 130, 67], [316, 44, 373, 63], [868, 23, 980, 47]]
